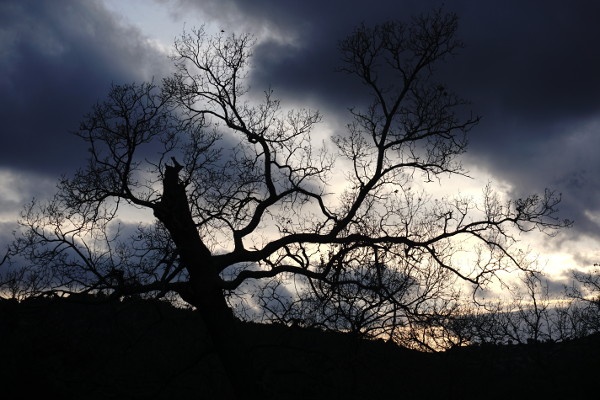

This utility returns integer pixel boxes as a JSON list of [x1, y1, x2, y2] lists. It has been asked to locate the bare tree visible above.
[[566, 267, 600, 334], [439, 270, 599, 349], [2, 9, 570, 354]]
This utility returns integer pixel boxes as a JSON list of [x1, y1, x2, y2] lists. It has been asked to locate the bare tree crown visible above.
[[2, 10, 571, 341]]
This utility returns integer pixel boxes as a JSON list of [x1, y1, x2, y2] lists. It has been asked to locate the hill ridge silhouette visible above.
[[1, 296, 598, 399]]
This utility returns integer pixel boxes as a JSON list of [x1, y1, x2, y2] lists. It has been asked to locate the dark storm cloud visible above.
[[167, 0, 600, 112], [440, 2, 600, 242], [166, 0, 600, 241], [166, 0, 434, 107], [0, 0, 169, 176]]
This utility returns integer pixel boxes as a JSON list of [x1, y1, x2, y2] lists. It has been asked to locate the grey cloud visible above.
[[0, 0, 170, 177], [0, 171, 56, 217], [543, 273, 572, 298], [464, 115, 600, 240]]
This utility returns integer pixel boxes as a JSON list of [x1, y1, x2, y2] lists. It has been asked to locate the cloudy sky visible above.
[[2, 0, 600, 283]]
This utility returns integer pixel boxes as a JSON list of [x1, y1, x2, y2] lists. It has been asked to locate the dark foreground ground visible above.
[[1, 296, 598, 399]]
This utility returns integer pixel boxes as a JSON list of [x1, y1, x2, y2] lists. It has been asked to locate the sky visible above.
[[1, 0, 600, 292]]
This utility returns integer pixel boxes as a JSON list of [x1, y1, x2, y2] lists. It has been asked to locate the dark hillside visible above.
[[1, 296, 598, 399]]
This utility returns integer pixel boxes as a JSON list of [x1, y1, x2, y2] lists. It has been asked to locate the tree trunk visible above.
[[154, 164, 232, 319], [154, 163, 241, 398]]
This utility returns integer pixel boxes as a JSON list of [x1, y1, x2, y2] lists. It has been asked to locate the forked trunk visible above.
[[154, 163, 241, 398]]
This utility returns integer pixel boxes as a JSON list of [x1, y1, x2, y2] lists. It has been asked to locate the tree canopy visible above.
[[1, 9, 570, 346]]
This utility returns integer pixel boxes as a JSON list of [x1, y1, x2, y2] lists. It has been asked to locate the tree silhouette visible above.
[[2, 9, 570, 356]]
